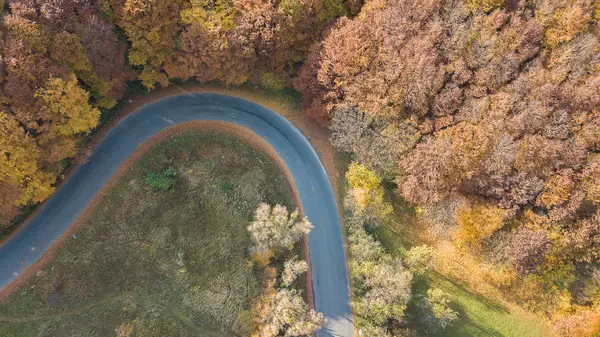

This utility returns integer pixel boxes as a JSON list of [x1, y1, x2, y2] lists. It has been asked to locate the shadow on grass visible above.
[[430, 272, 516, 337], [431, 271, 509, 314], [439, 305, 507, 337], [406, 271, 509, 337]]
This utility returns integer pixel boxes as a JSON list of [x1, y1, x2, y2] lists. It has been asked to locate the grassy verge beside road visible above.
[[0, 131, 293, 336]]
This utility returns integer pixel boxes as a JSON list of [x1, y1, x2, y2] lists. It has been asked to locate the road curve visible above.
[[0, 93, 353, 337]]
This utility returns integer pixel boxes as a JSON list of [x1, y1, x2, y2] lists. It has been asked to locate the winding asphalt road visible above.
[[0, 93, 353, 336]]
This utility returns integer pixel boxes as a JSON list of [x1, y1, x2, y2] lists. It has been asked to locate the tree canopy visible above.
[[294, 0, 600, 333], [1, 0, 599, 334]]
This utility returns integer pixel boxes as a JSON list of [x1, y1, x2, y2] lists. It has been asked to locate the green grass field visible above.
[[0, 131, 293, 337]]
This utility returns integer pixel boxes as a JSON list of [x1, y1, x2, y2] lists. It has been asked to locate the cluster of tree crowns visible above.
[[295, 0, 600, 330], [0, 0, 358, 225], [0, 0, 599, 331]]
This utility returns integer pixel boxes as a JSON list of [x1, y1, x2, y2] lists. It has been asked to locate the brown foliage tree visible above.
[[490, 226, 551, 275], [330, 106, 419, 173], [295, 0, 444, 122], [299, 0, 600, 322]]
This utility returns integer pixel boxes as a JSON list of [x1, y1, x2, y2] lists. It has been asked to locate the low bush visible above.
[[144, 167, 176, 191]]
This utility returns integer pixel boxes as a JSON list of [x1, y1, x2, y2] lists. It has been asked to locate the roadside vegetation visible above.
[[247, 203, 324, 337], [342, 161, 458, 336], [0, 131, 299, 336], [338, 158, 554, 336], [304, 0, 600, 334], [1, 0, 599, 335]]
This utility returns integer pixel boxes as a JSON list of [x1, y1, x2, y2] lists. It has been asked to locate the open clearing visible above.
[[0, 131, 293, 336]]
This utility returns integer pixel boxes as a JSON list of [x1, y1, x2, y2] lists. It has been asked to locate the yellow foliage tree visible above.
[[50, 32, 93, 73], [346, 162, 392, 217], [4, 14, 50, 53], [544, 6, 590, 48], [536, 172, 574, 209], [347, 161, 381, 191], [0, 112, 56, 204], [118, 0, 182, 89], [77, 71, 118, 109], [180, 0, 236, 32], [137, 67, 169, 90], [456, 203, 507, 247], [465, 0, 505, 12], [35, 74, 101, 136]]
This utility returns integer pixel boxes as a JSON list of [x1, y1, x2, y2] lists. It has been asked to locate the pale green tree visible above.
[[247, 203, 313, 252], [418, 288, 459, 334], [404, 245, 434, 277], [257, 288, 325, 337], [282, 256, 308, 287]]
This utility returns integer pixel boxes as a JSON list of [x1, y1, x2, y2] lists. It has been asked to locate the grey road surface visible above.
[[0, 93, 353, 336]]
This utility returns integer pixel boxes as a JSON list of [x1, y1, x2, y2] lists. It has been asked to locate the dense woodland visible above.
[[295, 0, 600, 335], [0, 0, 599, 335], [0, 0, 356, 226]]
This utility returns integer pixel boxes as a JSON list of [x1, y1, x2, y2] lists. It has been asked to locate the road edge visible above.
[[0, 121, 314, 311]]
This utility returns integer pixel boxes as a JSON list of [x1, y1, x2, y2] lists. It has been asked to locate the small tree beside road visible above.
[[247, 203, 313, 252], [248, 203, 324, 337], [281, 256, 309, 287]]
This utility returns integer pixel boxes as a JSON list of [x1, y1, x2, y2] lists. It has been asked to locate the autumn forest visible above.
[[0, 0, 599, 335]]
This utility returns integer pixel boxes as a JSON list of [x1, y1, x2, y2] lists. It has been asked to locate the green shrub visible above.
[[58, 157, 73, 171], [260, 72, 286, 92], [145, 167, 176, 191], [323, 0, 348, 21], [220, 181, 234, 193]]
